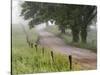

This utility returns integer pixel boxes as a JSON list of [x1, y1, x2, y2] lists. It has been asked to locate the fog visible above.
[[12, 0, 96, 31], [12, 0, 29, 25]]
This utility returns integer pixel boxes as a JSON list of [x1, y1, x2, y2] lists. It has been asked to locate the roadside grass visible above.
[[45, 25, 97, 52], [12, 24, 81, 75]]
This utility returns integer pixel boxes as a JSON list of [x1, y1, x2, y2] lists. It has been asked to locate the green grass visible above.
[[45, 25, 97, 52], [12, 24, 81, 75]]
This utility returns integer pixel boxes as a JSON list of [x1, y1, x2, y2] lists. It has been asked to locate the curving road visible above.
[[37, 29, 97, 70]]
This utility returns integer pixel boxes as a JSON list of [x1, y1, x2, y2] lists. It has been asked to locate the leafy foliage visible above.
[[20, 1, 97, 43]]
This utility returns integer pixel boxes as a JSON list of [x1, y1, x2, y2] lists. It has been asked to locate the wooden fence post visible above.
[[30, 43, 33, 48], [42, 47, 44, 55], [69, 55, 72, 70], [51, 51, 54, 62], [35, 44, 38, 52]]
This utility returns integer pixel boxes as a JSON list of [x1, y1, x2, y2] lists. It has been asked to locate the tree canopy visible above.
[[20, 1, 97, 43]]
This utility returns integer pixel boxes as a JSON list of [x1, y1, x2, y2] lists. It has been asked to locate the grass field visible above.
[[45, 25, 97, 52], [12, 24, 81, 75]]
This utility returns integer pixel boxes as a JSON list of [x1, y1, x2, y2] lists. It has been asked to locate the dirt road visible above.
[[37, 29, 97, 70]]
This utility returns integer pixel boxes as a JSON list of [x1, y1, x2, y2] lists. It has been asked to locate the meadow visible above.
[[12, 24, 81, 75]]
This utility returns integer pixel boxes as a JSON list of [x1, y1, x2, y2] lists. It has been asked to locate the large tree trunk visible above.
[[80, 13, 88, 43], [71, 18, 80, 43], [80, 27, 87, 43], [71, 28, 79, 43]]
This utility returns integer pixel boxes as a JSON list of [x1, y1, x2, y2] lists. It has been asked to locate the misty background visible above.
[[12, 0, 29, 25], [12, 0, 97, 30]]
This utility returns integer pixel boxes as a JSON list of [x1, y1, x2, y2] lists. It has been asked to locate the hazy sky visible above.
[[12, 0, 29, 25]]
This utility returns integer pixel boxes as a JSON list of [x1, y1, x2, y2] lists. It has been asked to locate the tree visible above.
[[21, 2, 46, 28], [20, 1, 97, 43], [80, 6, 97, 43]]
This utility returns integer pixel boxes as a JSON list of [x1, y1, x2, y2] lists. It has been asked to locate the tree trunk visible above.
[[80, 28, 87, 43], [80, 14, 88, 43], [72, 29, 79, 43], [71, 19, 80, 43], [59, 26, 66, 34], [61, 28, 65, 34]]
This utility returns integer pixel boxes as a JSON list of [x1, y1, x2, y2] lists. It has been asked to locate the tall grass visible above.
[[12, 24, 81, 75]]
